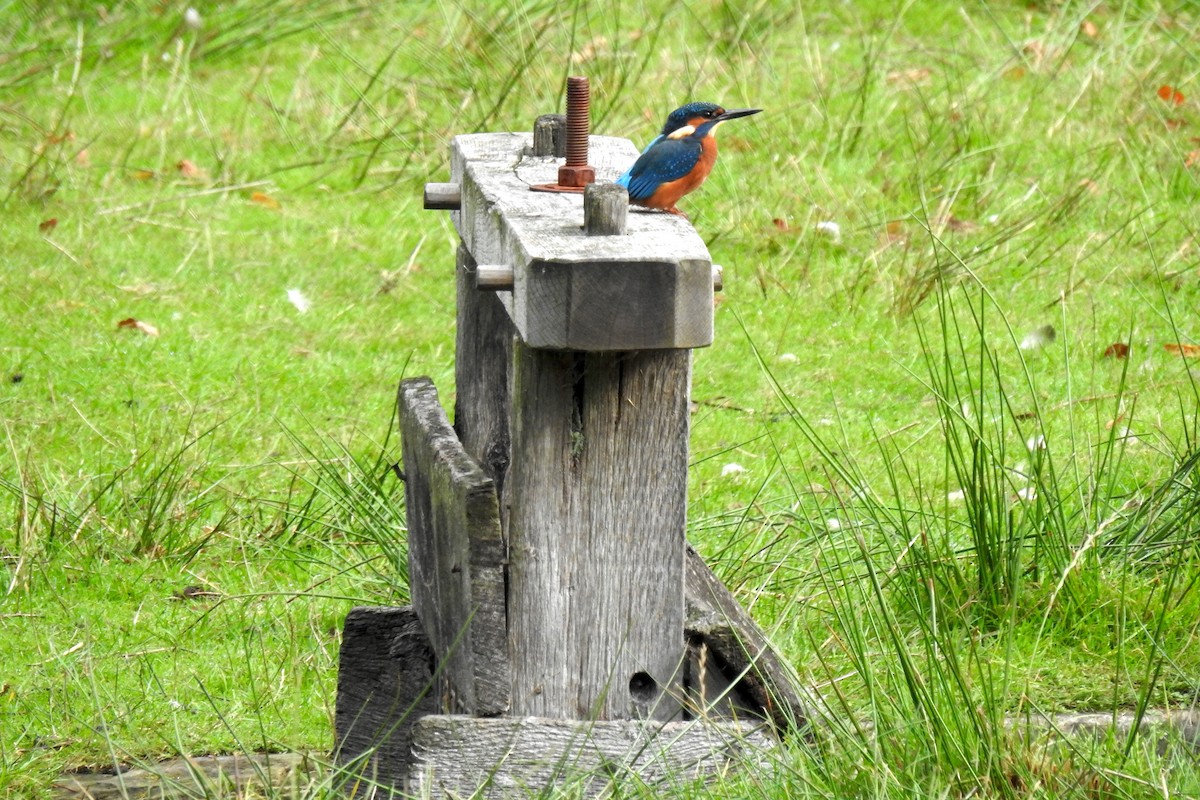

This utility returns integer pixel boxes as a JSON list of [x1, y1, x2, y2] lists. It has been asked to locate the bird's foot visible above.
[[665, 206, 689, 219]]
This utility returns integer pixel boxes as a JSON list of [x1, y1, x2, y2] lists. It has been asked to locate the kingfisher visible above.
[[615, 102, 761, 215]]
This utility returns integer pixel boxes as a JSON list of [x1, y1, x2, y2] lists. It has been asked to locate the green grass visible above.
[[3, 0, 1200, 796]]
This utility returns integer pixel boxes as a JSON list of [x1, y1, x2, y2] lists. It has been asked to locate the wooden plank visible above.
[[684, 545, 818, 736], [399, 379, 509, 715], [505, 345, 690, 720], [451, 244, 515, 504], [405, 715, 775, 799], [334, 606, 438, 792], [450, 133, 714, 351]]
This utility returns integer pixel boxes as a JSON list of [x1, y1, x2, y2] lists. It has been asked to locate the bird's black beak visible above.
[[716, 108, 762, 122]]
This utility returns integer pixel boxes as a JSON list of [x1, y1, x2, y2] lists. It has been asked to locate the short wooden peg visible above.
[[424, 182, 461, 210], [532, 114, 567, 158], [476, 265, 515, 291], [584, 182, 628, 236]]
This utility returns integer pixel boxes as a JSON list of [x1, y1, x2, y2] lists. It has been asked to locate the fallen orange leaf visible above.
[[1186, 149, 1200, 168], [1081, 19, 1100, 39], [1158, 85, 1186, 106], [1164, 343, 1200, 357], [250, 191, 281, 210], [132, 169, 155, 181], [117, 317, 159, 337], [38, 218, 58, 233], [1102, 342, 1129, 359]]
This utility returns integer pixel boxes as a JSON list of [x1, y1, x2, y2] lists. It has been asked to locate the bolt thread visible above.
[[565, 76, 589, 167]]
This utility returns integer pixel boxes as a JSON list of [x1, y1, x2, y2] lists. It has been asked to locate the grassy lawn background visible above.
[[3, 0, 1200, 796]]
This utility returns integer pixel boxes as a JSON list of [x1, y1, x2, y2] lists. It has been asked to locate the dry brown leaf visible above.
[[938, 215, 978, 233], [250, 191, 281, 210], [176, 159, 205, 179], [1105, 414, 1126, 430], [1164, 343, 1200, 357], [1004, 65, 1027, 81], [117, 317, 159, 337], [132, 169, 155, 181], [1081, 19, 1100, 39], [74, 149, 91, 168], [1078, 178, 1101, 194], [1103, 342, 1130, 359], [886, 67, 932, 85], [1186, 149, 1200, 168], [771, 218, 790, 232], [38, 218, 58, 233]]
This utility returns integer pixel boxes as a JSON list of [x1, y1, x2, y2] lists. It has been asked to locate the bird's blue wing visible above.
[[615, 133, 664, 188], [620, 138, 702, 201]]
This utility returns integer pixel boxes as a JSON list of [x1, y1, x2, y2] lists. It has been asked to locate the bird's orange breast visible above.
[[641, 136, 720, 211]]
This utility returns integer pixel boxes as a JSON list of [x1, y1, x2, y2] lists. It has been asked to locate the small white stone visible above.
[[184, 7, 202, 29], [947, 489, 966, 502], [1026, 434, 1046, 452], [778, 352, 798, 363], [1014, 486, 1037, 502], [721, 463, 746, 477], [815, 220, 842, 243], [287, 288, 311, 314], [825, 517, 842, 531]]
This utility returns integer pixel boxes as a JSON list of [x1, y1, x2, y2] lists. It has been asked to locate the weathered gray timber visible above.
[[450, 133, 714, 351], [583, 181, 628, 235], [399, 379, 508, 715], [506, 346, 691, 720], [334, 607, 437, 786], [335, 119, 801, 797], [405, 715, 775, 799], [452, 244, 515, 501]]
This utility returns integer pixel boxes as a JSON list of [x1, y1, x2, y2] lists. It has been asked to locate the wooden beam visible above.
[[505, 345, 690, 720], [334, 606, 438, 788], [405, 715, 775, 799], [449, 133, 714, 351]]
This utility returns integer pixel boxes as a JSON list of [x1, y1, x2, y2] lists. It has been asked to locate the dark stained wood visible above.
[[334, 606, 437, 792], [399, 378, 509, 715], [684, 545, 817, 736], [452, 243, 515, 505], [505, 345, 691, 720]]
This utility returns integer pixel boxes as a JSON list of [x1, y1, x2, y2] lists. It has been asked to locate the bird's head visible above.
[[663, 102, 761, 140]]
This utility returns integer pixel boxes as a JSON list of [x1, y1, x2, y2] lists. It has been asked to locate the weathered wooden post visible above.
[[335, 79, 811, 798]]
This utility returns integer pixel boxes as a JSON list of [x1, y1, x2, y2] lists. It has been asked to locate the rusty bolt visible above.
[[557, 77, 595, 188], [530, 75, 597, 194]]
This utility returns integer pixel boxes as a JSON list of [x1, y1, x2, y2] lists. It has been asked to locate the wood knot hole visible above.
[[629, 671, 658, 706]]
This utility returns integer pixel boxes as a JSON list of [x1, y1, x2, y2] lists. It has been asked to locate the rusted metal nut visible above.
[[557, 164, 595, 188]]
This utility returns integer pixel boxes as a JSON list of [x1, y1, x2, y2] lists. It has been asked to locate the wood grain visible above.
[[506, 345, 691, 720], [400, 378, 509, 715], [406, 715, 775, 799], [334, 606, 437, 792]]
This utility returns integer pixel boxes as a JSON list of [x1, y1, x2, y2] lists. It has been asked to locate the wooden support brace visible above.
[[399, 378, 508, 716]]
